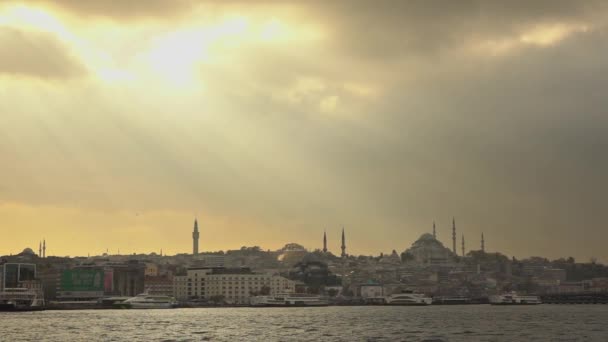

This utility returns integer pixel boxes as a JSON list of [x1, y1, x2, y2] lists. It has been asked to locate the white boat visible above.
[[250, 293, 328, 307], [384, 291, 432, 306], [489, 292, 541, 305], [0, 287, 45, 311], [118, 293, 178, 309]]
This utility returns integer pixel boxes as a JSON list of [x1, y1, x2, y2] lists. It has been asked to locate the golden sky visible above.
[[1, 1, 607, 261]]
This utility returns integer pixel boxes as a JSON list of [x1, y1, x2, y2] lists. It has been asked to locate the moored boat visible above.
[[384, 291, 432, 306], [0, 287, 45, 312], [432, 296, 473, 305], [250, 293, 328, 307], [489, 292, 541, 305], [116, 292, 178, 309]]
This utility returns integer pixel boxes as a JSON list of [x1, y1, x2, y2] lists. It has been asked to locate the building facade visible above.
[[174, 267, 295, 304]]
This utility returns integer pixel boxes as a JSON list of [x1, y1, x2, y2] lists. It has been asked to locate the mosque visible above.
[[401, 219, 486, 265]]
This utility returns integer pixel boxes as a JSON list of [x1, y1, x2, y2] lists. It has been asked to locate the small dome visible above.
[[20, 247, 36, 256], [279, 243, 307, 253]]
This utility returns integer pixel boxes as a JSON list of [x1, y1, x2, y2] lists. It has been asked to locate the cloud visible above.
[[1, 0, 608, 260], [23, 0, 197, 20], [0, 27, 85, 79], [299, 0, 607, 61]]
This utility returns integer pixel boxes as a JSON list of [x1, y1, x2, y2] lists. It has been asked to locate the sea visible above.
[[1, 305, 607, 341]]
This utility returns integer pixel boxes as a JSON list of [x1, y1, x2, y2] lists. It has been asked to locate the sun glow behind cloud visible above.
[[0, 3, 324, 89]]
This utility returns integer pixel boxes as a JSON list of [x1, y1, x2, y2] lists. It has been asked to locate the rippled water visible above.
[[1, 305, 607, 341]]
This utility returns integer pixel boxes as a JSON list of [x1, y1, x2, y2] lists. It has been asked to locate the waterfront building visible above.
[[360, 284, 384, 300], [192, 219, 200, 255], [173, 267, 295, 304], [111, 261, 146, 297], [144, 275, 174, 296], [1, 263, 37, 290], [57, 266, 105, 300]]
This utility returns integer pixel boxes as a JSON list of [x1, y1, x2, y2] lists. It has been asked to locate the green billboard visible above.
[[61, 269, 104, 292]]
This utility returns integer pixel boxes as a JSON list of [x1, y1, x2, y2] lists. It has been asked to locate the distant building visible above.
[[173, 267, 295, 304], [0, 263, 37, 291], [111, 261, 145, 297], [401, 233, 454, 265], [144, 275, 174, 296], [57, 266, 105, 300], [360, 284, 384, 300], [198, 254, 225, 268], [145, 263, 159, 277]]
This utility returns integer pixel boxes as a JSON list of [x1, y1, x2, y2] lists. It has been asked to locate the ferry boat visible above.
[[489, 292, 541, 305], [0, 287, 45, 312], [384, 291, 432, 306], [117, 292, 178, 309], [432, 296, 473, 305], [250, 293, 329, 307]]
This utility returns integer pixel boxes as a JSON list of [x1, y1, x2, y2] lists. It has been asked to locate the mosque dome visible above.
[[277, 243, 308, 265], [403, 233, 454, 264], [279, 243, 307, 253], [19, 247, 36, 256]]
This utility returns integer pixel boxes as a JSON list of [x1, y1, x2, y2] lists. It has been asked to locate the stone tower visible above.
[[341, 228, 346, 258], [461, 234, 465, 257], [452, 218, 456, 255], [192, 219, 200, 255], [323, 230, 328, 253]]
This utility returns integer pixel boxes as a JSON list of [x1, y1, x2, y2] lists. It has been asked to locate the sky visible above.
[[1, 1, 607, 261]]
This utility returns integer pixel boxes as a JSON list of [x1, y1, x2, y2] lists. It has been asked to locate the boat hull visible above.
[[116, 303, 177, 309], [0, 303, 45, 312]]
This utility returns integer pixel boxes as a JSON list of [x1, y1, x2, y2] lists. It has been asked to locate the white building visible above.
[[174, 267, 295, 304]]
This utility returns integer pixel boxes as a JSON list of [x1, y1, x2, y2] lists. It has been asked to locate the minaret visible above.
[[43, 239, 46, 258], [341, 228, 346, 258], [39, 241, 42, 258], [323, 230, 328, 253], [461, 234, 465, 257], [481, 232, 485, 252], [160, 248, 163, 257], [432, 221, 436, 239], [192, 219, 200, 255], [452, 218, 456, 255]]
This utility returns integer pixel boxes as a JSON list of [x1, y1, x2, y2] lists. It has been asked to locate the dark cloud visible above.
[[302, 0, 608, 61], [0, 28, 85, 79]]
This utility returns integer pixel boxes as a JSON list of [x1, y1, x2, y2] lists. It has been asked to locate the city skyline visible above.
[[2, 1, 608, 262], [0, 218, 576, 263]]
